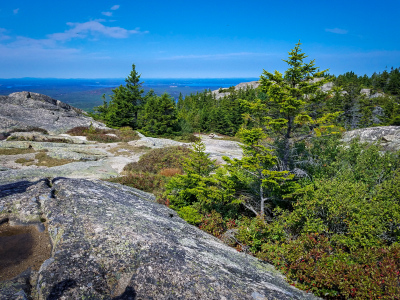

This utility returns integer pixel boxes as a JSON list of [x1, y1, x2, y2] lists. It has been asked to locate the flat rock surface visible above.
[[0, 131, 242, 184], [0, 178, 318, 299]]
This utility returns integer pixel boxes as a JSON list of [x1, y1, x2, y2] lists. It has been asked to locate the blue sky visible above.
[[0, 0, 399, 78]]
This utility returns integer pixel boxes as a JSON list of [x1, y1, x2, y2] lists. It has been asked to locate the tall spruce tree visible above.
[[105, 64, 144, 128], [247, 41, 340, 170]]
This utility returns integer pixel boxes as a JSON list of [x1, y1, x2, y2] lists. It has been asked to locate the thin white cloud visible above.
[[9, 36, 57, 48], [0, 28, 11, 41], [102, 12, 112, 17], [325, 28, 348, 34], [111, 5, 120, 10], [13, 8, 19, 14], [161, 52, 272, 60], [47, 21, 148, 41]]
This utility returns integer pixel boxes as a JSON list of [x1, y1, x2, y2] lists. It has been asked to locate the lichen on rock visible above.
[[0, 178, 319, 299]]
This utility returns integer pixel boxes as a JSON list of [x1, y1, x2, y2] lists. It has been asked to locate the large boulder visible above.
[[342, 126, 400, 151], [0, 91, 107, 134], [0, 178, 318, 299]]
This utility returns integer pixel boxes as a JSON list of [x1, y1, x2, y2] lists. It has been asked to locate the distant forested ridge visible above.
[[174, 67, 400, 137]]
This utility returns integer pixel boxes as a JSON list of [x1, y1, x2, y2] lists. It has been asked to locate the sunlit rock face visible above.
[[0, 91, 106, 134], [0, 178, 319, 300]]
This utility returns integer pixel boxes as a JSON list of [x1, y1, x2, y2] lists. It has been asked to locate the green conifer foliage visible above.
[[250, 41, 340, 169], [223, 128, 295, 218], [105, 85, 135, 128], [140, 93, 179, 136], [105, 64, 144, 128], [165, 140, 217, 210]]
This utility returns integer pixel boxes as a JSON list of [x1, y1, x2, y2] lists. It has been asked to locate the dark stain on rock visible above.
[[112, 286, 137, 300], [46, 279, 77, 300]]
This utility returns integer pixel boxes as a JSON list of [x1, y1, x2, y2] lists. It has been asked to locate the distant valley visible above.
[[0, 78, 258, 112]]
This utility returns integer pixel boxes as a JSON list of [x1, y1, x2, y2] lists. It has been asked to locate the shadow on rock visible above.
[[112, 286, 137, 300], [46, 279, 77, 300], [0, 179, 50, 198]]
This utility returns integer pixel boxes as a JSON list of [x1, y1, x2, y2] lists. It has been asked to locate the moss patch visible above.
[[0, 148, 36, 155], [35, 152, 76, 167], [14, 158, 35, 166]]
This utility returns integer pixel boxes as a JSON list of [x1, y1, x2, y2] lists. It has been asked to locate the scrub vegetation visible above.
[[96, 42, 400, 299]]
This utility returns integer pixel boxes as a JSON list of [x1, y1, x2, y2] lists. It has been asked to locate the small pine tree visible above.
[[223, 128, 294, 218], [165, 140, 217, 210]]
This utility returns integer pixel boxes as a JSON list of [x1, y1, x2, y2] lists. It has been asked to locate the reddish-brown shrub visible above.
[[123, 146, 192, 174], [158, 168, 182, 177]]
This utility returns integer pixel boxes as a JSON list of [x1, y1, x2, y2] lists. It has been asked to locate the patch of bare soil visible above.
[[0, 220, 52, 281]]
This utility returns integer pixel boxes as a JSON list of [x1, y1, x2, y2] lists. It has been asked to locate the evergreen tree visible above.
[[140, 93, 179, 136], [105, 85, 135, 128], [223, 128, 294, 218], [165, 140, 217, 210], [124, 64, 145, 125], [253, 41, 340, 170], [105, 64, 144, 128], [92, 93, 109, 120], [387, 68, 400, 95]]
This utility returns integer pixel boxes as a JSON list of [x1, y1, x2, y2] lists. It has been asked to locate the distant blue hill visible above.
[[0, 78, 258, 111]]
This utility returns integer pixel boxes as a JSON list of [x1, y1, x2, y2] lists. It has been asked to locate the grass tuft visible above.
[[0, 148, 36, 155]]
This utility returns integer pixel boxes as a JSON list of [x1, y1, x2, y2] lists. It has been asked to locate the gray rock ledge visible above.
[[0, 178, 319, 299], [0, 91, 107, 134], [342, 126, 400, 151]]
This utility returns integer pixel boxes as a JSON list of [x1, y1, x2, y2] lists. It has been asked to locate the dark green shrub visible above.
[[389, 115, 400, 125]]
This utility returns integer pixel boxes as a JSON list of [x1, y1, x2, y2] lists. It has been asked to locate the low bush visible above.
[[177, 206, 202, 225], [123, 146, 192, 174], [199, 211, 227, 238], [232, 170, 400, 299], [264, 235, 400, 299], [158, 168, 182, 177], [9, 127, 49, 135], [7, 135, 72, 143], [171, 134, 201, 143], [110, 146, 193, 198], [109, 172, 167, 195], [0, 127, 49, 141]]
